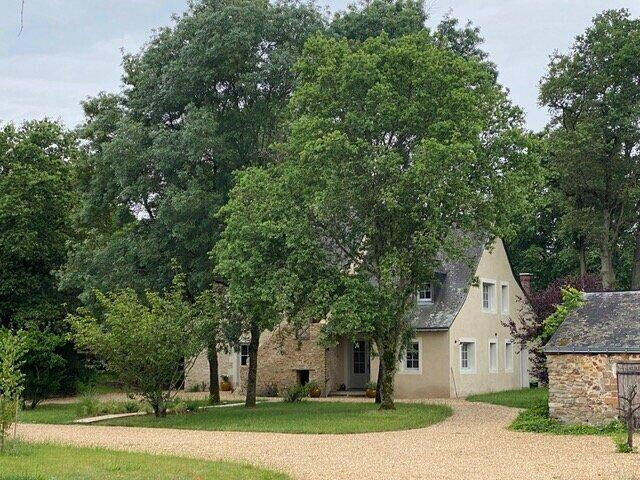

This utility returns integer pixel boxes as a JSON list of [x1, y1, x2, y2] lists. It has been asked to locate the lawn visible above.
[[100, 401, 452, 434], [18, 403, 79, 425], [0, 443, 289, 480], [467, 387, 625, 436], [466, 387, 548, 409]]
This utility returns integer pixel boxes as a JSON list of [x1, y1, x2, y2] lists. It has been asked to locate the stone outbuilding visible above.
[[545, 291, 640, 426]]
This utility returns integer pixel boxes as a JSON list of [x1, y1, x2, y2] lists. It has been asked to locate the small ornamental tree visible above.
[[0, 330, 25, 454], [504, 274, 600, 383], [69, 277, 202, 417]]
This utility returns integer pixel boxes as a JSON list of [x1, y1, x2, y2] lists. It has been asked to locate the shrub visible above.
[[0, 331, 26, 454], [75, 393, 101, 418], [185, 400, 202, 412], [172, 401, 188, 415], [260, 382, 279, 397], [68, 276, 203, 417], [283, 384, 309, 403], [365, 381, 377, 390]]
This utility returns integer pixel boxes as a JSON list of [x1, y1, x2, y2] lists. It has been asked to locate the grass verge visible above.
[[100, 401, 452, 434], [467, 388, 548, 409], [0, 442, 289, 480]]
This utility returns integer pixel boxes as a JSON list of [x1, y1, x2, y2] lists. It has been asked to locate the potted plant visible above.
[[220, 375, 232, 392], [365, 381, 377, 399], [307, 380, 321, 398]]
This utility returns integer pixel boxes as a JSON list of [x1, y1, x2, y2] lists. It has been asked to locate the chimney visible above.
[[519, 273, 533, 296]]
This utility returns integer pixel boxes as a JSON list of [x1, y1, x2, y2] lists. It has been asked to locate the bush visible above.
[[365, 381, 377, 390], [260, 382, 279, 397], [0, 331, 26, 454], [283, 384, 309, 403], [185, 400, 202, 412]]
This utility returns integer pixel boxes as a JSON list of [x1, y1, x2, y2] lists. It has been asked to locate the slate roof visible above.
[[544, 291, 640, 354], [408, 243, 485, 331]]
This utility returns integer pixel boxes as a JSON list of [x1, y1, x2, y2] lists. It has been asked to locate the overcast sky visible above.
[[2, 1, 639, 132]]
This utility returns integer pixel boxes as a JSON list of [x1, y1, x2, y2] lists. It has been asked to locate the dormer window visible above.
[[417, 283, 433, 305]]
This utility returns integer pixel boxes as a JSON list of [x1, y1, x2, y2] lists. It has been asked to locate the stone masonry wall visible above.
[[237, 322, 336, 396], [548, 353, 640, 426]]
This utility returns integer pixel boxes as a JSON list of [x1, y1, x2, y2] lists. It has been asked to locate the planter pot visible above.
[[365, 388, 376, 399], [220, 380, 232, 392], [309, 386, 321, 398]]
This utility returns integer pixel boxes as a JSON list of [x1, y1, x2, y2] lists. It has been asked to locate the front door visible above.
[[349, 340, 370, 389]]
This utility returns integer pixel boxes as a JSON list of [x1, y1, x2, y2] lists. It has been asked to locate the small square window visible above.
[[417, 283, 433, 305], [460, 341, 476, 373], [489, 340, 498, 372], [240, 344, 249, 366], [405, 341, 420, 371], [505, 341, 514, 372]]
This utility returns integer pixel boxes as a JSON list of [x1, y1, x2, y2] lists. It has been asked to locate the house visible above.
[[545, 291, 640, 426], [186, 238, 531, 398]]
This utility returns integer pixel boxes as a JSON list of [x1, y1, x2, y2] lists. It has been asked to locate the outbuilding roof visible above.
[[544, 291, 640, 354]]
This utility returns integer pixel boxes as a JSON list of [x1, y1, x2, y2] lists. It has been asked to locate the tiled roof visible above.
[[408, 243, 484, 330], [544, 291, 640, 354]]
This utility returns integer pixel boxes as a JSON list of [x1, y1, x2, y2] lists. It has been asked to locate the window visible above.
[[460, 340, 476, 373], [240, 344, 249, 366], [489, 340, 498, 372], [481, 280, 496, 312], [501, 283, 509, 314], [417, 283, 433, 305], [405, 341, 420, 371], [505, 341, 514, 372]]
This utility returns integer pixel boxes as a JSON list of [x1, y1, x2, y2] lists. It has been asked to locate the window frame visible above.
[[400, 338, 422, 374], [240, 344, 250, 366], [504, 340, 514, 372], [417, 283, 433, 305], [500, 282, 510, 315], [480, 278, 497, 313], [459, 338, 476, 374], [488, 339, 498, 373]]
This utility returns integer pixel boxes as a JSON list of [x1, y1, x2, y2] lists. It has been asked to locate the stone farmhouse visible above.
[[186, 238, 532, 398], [545, 291, 640, 426]]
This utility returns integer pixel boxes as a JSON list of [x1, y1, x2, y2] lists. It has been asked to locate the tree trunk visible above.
[[375, 359, 383, 404], [379, 346, 397, 410], [600, 210, 616, 290], [577, 235, 587, 277], [207, 343, 220, 404], [628, 419, 633, 450], [245, 322, 260, 408], [631, 228, 640, 290]]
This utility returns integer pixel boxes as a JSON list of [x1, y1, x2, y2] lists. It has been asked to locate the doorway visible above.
[[348, 340, 370, 389]]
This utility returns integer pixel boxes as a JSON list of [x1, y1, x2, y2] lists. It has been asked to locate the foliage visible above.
[[503, 275, 600, 383], [539, 9, 640, 290], [68, 278, 202, 416], [510, 401, 624, 436], [541, 287, 584, 343], [101, 401, 452, 434], [20, 328, 66, 409], [365, 381, 377, 391], [283, 384, 309, 403], [467, 387, 548, 410], [75, 395, 143, 418], [0, 331, 26, 453], [282, 30, 540, 409], [0, 120, 81, 403], [0, 443, 291, 480]]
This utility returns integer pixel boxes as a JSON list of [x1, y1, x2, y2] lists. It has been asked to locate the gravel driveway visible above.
[[17, 399, 639, 480]]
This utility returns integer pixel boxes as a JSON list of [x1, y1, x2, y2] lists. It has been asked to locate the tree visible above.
[[60, 0, 325, 401], [504, 276, 600, 383], [0, 330, 25, 454], [282, 32, 539, 409], [539, 9, 640, 290], [69, 278, 201, 417], [0, 120, 80, 404], [214, 167, 335, 407]]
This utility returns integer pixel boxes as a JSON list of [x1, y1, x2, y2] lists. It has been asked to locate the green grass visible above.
[[467, 387, 626, 436], [101, 401, 452, 434], [17, 403, 79, 425], [467, 387, 548, 409], [0, 443, 289, 480]]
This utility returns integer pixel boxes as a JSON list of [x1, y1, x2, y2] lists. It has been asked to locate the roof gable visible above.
[[544, 291, 640, 354]]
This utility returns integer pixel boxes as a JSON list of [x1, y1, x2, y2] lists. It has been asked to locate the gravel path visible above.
[[17, 399, 639, 480]]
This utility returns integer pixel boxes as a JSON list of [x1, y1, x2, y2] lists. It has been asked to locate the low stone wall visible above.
[[548, 353, 640, 426]]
